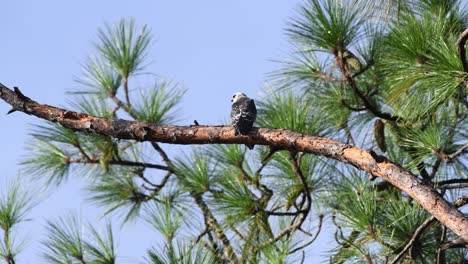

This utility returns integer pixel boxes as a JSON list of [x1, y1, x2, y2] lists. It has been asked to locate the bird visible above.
[[230, 92, 257, 149]]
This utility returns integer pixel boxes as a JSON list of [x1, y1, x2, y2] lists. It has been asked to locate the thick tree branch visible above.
[[0, 83, 467, 241]]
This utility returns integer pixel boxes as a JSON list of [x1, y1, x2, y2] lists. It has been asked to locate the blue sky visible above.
[[0, 1, 333, 263]]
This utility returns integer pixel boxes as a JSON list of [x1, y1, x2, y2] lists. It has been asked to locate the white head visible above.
[[231, 92, 248, 103]]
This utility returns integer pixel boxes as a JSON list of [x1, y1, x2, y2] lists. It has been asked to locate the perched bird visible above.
[[230, 92, 257, 149]]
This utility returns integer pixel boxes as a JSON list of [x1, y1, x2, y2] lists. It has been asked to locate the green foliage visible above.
[[133, 80, 186, 124], [288, 0, 367, 52], [42, 213, 86, 263], [144, 242, 215, 264], [214, 172, 258, 226], [381, 13, 467, 120], [145, 200, 185, 242], [257, 89, 324, 135], [31, 123, 81, 146], [74, 56, 122, 98], [268, 152, 324, 210], [0, 182, 35, 231], [0, 181, 36, 262], [12, 3, 468, 263], [331, 173, 381, 233], [87, 168, 145, 222], [42, 213, 116, 264], [172, 151, 214, 194], [85, 222, 116, 264], [71, 96, 115, 119], [272, 50, 324, 89], [96, 18, 151, 80], [398, 122, 446, 168], [208, 144, 246, 168], [21, 140, 71, 186]]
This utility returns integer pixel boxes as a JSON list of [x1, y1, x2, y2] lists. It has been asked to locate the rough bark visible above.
[[0, 83, 467, 241]]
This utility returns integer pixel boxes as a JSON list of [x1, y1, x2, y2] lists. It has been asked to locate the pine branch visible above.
[[335, 52, 399, 121], [390, 195, 468, 264], [0, 83, 467, 241], [288, 214, 324, 255], [389, 216, 436, 264], [192, 192, 239, 264], [256, 152, 312, 249]]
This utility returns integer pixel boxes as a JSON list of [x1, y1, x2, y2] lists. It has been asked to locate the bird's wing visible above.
[[231, 98, 256, 124], [230, 103, 241, 125]]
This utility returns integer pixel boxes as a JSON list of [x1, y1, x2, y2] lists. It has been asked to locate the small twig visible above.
[[192, 192, 239, 264], [67, 157, 172, 171], [238, 159, 273, 199], [439, 237, 468, 250], [434, 179, 468, 190], [266, 210, 307, 216], [435, 226, 446, 264], [74, 142, 91, 161], [123, 78, 131, 108], [389, 216, 436, 264], [230, 226, 245, 240], [436, 183, 468, 190], [256, 152, 312, 250], [433, 144, 468, 161], [389, 196, 468, 264], [300, 251, 305, 264], [254, 147, 278, 175], [429, 158, 442, 179], [288, 215, 324, 254], [435, 178, 468, 185], [194, 226, 210, 244], [153, 171, 174, 189], [335, 51, 399, 121], [364, 254, 374, 264], [150, 141, 173, 166], [111, 105, 120, 117], [110, 94, 133, 116]]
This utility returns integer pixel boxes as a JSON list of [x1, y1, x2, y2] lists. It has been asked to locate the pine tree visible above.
[[0, 0, 467, 263]]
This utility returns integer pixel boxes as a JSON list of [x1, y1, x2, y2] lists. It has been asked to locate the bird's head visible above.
[[231, 92, 248, 103]]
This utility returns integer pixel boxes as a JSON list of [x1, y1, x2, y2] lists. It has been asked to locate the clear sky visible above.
[[1, 1, 333, 263]]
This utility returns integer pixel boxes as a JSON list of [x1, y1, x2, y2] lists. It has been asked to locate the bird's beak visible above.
[[231, 99, 233, 102]]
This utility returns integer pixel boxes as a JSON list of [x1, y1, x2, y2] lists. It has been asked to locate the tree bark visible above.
[[0, 83, 467, 241]]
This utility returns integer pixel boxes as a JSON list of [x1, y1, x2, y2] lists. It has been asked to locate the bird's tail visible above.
[[246, 144, 255, 150]]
